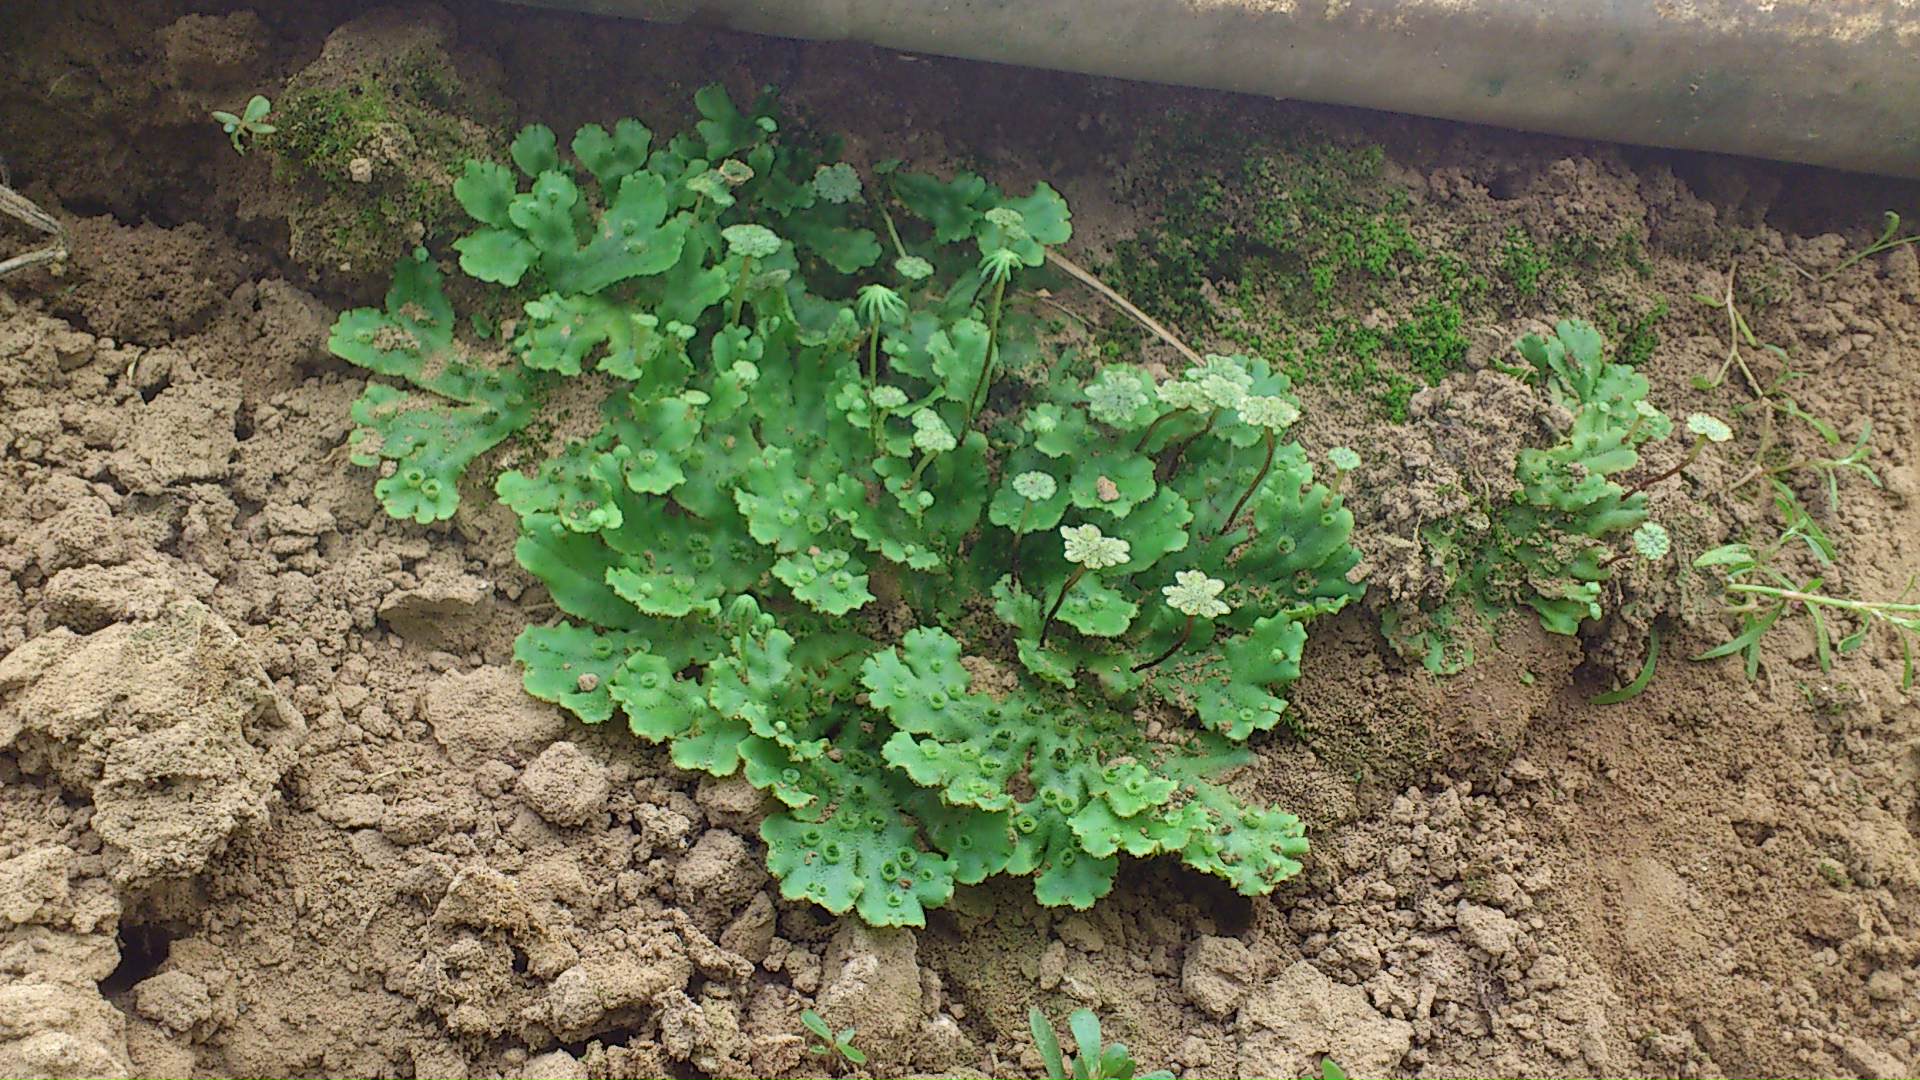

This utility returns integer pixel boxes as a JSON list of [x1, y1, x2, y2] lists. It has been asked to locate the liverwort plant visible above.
[[1384, 320, 1675, 673], [328, 85, 1361, 926]]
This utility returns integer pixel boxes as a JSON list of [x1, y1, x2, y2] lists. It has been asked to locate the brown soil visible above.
[[3, 3, 1918, 1079]]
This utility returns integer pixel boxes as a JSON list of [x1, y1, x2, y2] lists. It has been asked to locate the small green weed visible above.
[[1392, 297, 1470, 383], [1592, 627, 1661, 705], [1105, 132, 1459, 419], [1029, 1007, 1172, 1080], [1641, 273, 1898, 693], [1815, 857, 1850, 888], [269, 58, 501, 276], [211, 94, 276, 154], [800, 1008, 868, 1068], [1597, 297, 1666, 366], [1690, 266, 1884, 513], [1552, 229, 1652, 278], [1692, 485, 1919, 689], [1813, 211, 1919, 282]]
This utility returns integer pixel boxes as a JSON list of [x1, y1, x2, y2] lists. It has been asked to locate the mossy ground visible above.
[[269, 48, 503, 279], [1104, 119, 1669, 421]]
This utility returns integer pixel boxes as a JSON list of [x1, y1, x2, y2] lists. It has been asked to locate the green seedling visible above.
[[1321, 1058, 1351, 1080], [800, 1008, 868, 1068], [1593, 628, 1661, 705], [1817, 211, 1919, 282], [212, 94, 276, 154], [1029, 1007, 1173, 1080], [332, 86, 1360, 925]]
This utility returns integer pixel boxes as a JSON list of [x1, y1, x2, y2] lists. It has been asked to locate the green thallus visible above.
[[1387, 320, 1667, 674], [331, 88, 1358, 922]]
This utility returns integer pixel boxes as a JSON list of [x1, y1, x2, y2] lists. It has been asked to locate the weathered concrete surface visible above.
[[504, 0, 1920, 178]]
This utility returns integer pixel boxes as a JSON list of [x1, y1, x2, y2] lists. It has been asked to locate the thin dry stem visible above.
[[1045, 249, 1203, 368], [0, 184, 68, 279]]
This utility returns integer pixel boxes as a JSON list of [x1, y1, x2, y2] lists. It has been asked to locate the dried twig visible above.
[[1044, 248, 1203, 367], [0, 184, 68, 279]]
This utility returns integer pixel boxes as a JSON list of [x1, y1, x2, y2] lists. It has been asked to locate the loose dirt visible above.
[[2, 3, 1916, 1078]]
